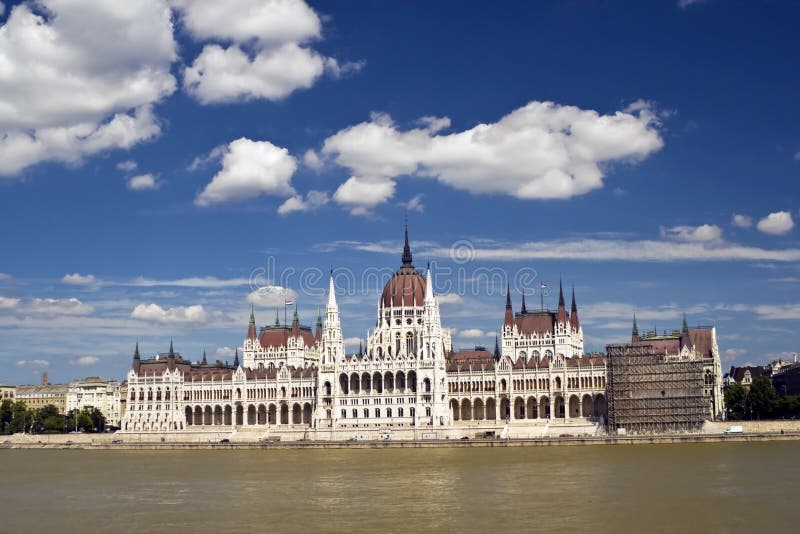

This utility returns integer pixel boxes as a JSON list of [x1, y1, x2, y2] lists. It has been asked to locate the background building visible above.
[[0, 385, 15, 401], [16, 384, 67, 413], [66, 376, 122, 427]]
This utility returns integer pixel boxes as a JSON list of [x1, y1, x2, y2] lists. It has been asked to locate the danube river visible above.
[[1, 441, 796, 532]]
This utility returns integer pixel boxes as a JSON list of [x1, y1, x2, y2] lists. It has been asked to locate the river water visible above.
[[0, 442, 796, 532]]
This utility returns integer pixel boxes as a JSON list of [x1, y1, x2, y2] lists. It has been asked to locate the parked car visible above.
[[65, 440, 74, 445], [724, 425, 744, 434], [219, 438, 230, 443], [111, 439, 123, 444]]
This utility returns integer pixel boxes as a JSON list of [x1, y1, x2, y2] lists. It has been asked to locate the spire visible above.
[[315, 305, 323, 342], [274, 308, 280, 327], [520, 293, 527, 314], [134, 340, 140, 360], [132, 340, 141, 372], [168, 338, 174, 357], [504, 282, 514, 326], [556, 278, 567, 324], [569, 283, 580, 330], [493, 335, 501, 360], [327, 271, 338, 310], [425, 263, 434, 301], [401, 219, 413, 266], [682, 312, 689, 334], [631, 314, 639, 342], [359, 339, 363, 357], [247, 304, 257, 339], [233, 347, 239, 368], [291, 304, 299, 336], [202, 348, 207, 365]]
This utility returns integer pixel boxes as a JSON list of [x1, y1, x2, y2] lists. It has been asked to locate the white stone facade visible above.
[[66, 376, 122, 427]]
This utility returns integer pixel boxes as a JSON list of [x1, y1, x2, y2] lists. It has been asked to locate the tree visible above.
[[8, 400, 30, 433], [37, 404, 65, 433], [0, 399, 12, 434], [724, 383, 748, 420], [748, 377, 778, 420]]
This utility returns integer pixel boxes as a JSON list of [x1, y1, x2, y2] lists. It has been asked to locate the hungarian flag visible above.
[[540, 283, 548, 289], [284, 298, 295, 305]]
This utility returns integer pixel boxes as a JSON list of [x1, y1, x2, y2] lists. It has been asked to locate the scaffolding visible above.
[[606, 344, 708, 434]]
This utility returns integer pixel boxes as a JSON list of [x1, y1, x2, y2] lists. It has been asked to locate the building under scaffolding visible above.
[[606, 343, 708, 434]]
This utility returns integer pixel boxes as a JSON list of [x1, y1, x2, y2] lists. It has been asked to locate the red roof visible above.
[[514, 312, 556, 336], [381, 266, 426, 307], [258, 327, 315, 349]]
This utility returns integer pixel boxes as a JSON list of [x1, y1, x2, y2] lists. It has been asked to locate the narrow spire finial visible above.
[[169, 338, 174, 356], [134, 340, 140, 359], [682, 312, 689, 334], [402, 219, 413, 266]]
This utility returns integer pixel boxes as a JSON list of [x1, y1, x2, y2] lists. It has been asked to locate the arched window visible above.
[[387, 407, 392, 417], [398, 407, 404, 417], [395, 333, 401, 355], [406, 332, 414, 356]]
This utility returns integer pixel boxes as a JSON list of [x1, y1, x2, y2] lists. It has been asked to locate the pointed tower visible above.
[[520, 293, 528, 314], [315, 306, 323, 343], [556, 278, 567, 324], [247, 304, 257, 340], [168, 338, 174, 356], [504, 283, 514, 326], [132, 340, 141, 373], [682, 312, 689, 335], [201, 348, 207, 365], [291, 305, 300, 336], [631, 314, 639, 343], [233, 347, 240, 368], [569, 284, 580, 331], [493, 335, 501, 361], [322, 271, 344, 364], [274, 309, 280, 327], [402, 219, 413, 267]]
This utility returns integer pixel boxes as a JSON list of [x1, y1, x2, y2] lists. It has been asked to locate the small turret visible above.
[[168, 338, 174, 357], [402, 219, 413, 267], [504, 283, 514, 326], [569, 284, 580, 331], [247, 304, 257, 339], [315, 306, 323, 342], [682, 312, 689, 335], [520, 293, 527, 314], [631, 314, 639, 343], [556, 278, 567, 324], [201, 348, 207, 365], [493, 335, 501, 361], [291, 305, 299, 336], [132, 340, 141, 373], [233, 347, 240, 368]]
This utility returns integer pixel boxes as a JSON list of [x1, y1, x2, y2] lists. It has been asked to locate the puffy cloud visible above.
[[126, 173, 159, 191], [322, 101, 663, 213], [16, 359, 49, 368], [195, 138, 296, 206], [302, 149, 323, 170], [0, 296, 20, 309], [0, 273, 11, 281], [436, 293, 464, 305], [246, 285, 298, 307], [456, 328, 494, 339], [214, 346, 237, 358], [398, 194, 425, 213], [27, 298, 93, 315], [333, 176, 396, 215], [723, 348, 747, 361], [731, 214, 753, 228], [188, 144, 226, 171], [61, 273, 96, 285], [660, 224, 722, 242], [344, 337, 362, 349], [70, 356, 100, 366], [117, 160, 137, 172], [131, 303, 209, 323], [184, 42, 325, 104], [173, 0, 357, 104], [277, 190, 329, 215], [756, 211, 794, 235], [0, 1, 176, 177]]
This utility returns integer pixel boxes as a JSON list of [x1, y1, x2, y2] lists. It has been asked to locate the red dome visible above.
[[381, 266, 426, 308]]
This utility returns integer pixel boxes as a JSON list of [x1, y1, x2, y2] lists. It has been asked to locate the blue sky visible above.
[[0, 0, 799, 384]]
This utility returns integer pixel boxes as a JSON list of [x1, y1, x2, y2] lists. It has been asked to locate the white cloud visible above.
[[794, 151, 800, 161], [756, 211, 794, 235], [0, 1, 176, 177], [0, 3, 5, 16], [754, 303, 800, 320], [188, 144, 226, 171], [731, 214, 753, 228], [127, 173, 159, 191], [117, 160, 137, 172], [214, 346, 237, 358], [333, 176, 396, 215], [678, 0, 704, 7], [70, 356, 100, 366], [0, 273, 12, 281], [173, 0, 357, 104], [16, 359, 49, 368], [195, 138, 296, 206], [331, 235, 800, 263], [27, 298, 93, 315], [303, 149, 323, 170], [457, 328, 494, 339], [246, 285, 297, 307], [61, 273, 97, 286], [322, 101, 663, 213], [398, 194, 425, 213], [0, 296, 20, 309], [344, 337, 362, 349], [436, 293, 464, 305], [277, 190, 329, 215], [127, 276, 249, 288], [723, 348, 747, 361], [660, 224, 722, 242], [131, 303, 209, 323]]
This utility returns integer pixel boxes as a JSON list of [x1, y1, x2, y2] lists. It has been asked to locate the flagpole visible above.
[[284, 302, 287, 327], [541, 285, 544, 312]]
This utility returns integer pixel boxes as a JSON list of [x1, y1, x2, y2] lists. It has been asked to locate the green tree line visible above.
[[724, 377, 800, 420], [0, 399, 106, 434]]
